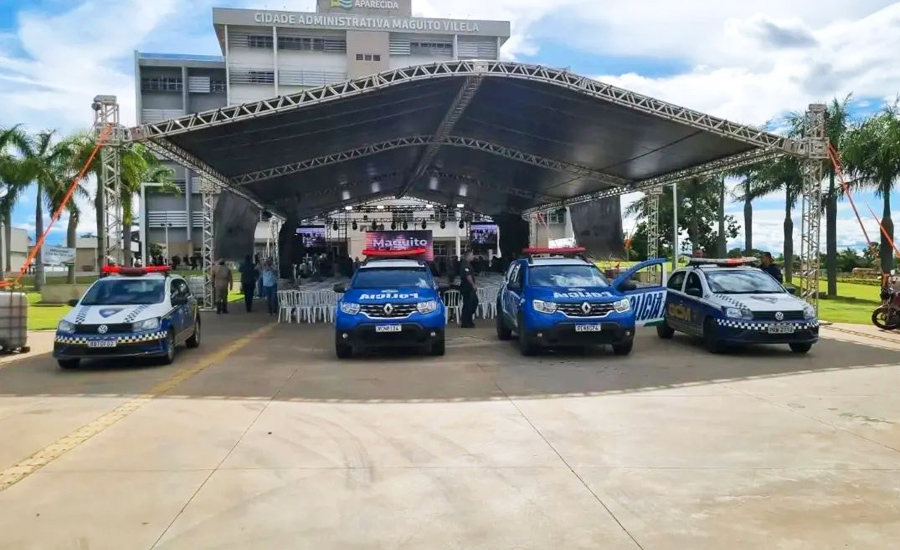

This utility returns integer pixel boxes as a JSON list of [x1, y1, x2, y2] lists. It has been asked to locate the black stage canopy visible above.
[[130, 60, 798, 220]]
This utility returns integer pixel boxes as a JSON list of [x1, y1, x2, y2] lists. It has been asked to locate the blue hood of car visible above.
[[527, 286, 621, 302], [342, 287, 439, 304]]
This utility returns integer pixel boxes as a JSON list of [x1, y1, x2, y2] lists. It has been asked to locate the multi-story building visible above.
[[135, 0, 512, 262]]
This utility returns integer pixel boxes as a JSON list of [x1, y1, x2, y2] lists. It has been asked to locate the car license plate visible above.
[[375, 325, 402, 333], [88, 339, 117, 348], [767, 325, 796, 335], [575, 325, 602, 333]]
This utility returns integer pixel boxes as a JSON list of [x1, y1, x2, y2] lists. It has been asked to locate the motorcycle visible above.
[[872, 271, 900, 330]]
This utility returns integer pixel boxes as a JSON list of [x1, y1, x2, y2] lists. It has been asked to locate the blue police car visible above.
[[657, 258, 819, 353], [53, 266, 200, 369], [496, 249, 667, 356], [334, 256, 446, 358]]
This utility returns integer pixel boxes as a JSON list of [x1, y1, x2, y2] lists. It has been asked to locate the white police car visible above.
[[657, 258, 818, 353], [53, 266, 200, 369]]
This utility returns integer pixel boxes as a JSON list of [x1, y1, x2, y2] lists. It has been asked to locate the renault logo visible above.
[[384, 303, 394, 315], [98, 325, 108, 334], [581, 302, 592, 315], [774, 311, 784, 321]]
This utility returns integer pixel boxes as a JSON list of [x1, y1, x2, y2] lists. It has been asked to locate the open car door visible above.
[[611, 259, 668, 326]]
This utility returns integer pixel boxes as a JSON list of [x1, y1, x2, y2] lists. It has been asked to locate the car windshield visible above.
[[80, 278, 166, 305], [352, 268, 432, 289], [529, 265, 609, 288], [706, 269, 785, 294]]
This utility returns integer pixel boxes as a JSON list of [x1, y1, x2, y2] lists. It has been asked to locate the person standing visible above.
[[211, 259, 233, 314], [261, 258, 279, 316], [238, 255, 259, 313], [459, 250, 478, 328], [759, 252, 784, 284]]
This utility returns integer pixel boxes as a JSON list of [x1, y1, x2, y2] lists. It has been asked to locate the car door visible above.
[[681, 271, 707, 335], [169, 279, 189, 339], [663, 270, 690, 332], [503, 261, 524, 329], [611, 258, 668, 326]]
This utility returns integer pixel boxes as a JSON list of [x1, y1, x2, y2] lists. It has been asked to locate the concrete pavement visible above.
[[1, 309, 899, 549]]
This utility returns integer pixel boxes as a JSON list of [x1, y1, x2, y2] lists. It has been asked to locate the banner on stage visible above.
[[365, 230, 433, 260]]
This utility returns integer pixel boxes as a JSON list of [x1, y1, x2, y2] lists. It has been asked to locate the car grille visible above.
[[75, 323, 133, 334], [360, 303, 417, 318], [752, 311, 804, 321], [558, 302, 615, 318]]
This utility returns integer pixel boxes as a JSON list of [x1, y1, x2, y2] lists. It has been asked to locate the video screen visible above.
[[296, 226, 326, 248], [469, 224, 499, 248]]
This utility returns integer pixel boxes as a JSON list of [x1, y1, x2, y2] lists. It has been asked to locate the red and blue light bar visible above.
[[688, 257, 760, 267], [101, 265, 171, 276], [523, 247, 586, 257]]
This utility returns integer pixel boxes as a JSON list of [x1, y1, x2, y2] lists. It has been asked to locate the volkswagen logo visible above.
[[774, 311, 784, 321], [581, 302, 592, 315], [98, 324, 108, 334], [383, 303, 394, 315]]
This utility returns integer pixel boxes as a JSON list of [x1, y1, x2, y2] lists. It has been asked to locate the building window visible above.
[[279, 36, 325, 51], [410, 41, 453, 56], [248, 35, 274, 49], [210, 80, 226, 93], [141, 77, 183, 92], [356, 54, 381, 61], [355, 54, 364, 60], [248, 71, 275, 84], [373, 54, 381, 61], [547, 209, 566, 224]]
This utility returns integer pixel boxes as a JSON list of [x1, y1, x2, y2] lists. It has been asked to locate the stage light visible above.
[[459, 220, 465, 229], [332, 222, 339, 231], [371, 221, 377, 231], [426, 204, 433, 209], [456, 203, 464, 209], [440, 220, 446, 229], [377, 205, 385, 210], [344, 206, 353, 211], [391, 222, 397, 230], [402, 221, 408, 230], [363, 215, 368, 221], [421, 220, 427, 230], [352, 221, 358, 230]]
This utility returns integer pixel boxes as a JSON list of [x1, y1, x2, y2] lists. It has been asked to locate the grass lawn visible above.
[[794, 277, 880, 325]]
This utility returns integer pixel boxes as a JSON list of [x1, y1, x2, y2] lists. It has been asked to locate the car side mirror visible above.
[[508, 281, 521, 291], [686, 287, 703, 298], [783, 284, 797, 295], [618, 280, 637, 292], [67, 299, 79, 307], [333, 284, 346, 293]]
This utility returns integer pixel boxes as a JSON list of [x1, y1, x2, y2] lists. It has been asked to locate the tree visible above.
[[730, 164, 774, 255], [0, 126, 30, 273], [842, 102, 900, 274], [825, 96, 852, 297], [836, 247, 862, 273], [628, 178, 740, 260], [18, 130, 70, 290], [67, 132, 175, 270]]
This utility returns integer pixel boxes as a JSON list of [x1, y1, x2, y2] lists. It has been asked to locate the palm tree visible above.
[[0, 126, 30, 273], [19, 130, 70, 290], [842, 102, 900, 274], [730, 165, 770, 255], [67, 133, 175, 270], [716, 175, 726, 257], [48, 135, 95, 283], [825, 95, 852, 296]]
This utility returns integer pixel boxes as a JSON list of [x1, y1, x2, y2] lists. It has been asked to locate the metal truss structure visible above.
[[798, 104, 828, 309], [397, 70, 485, 198], [269, 216, 282, 274], [645, 187, 663, 259], [92, 95, 124, 266], [199, 177, 218, 310], [130, 60, 798, 155], [232, 135, 630, 190]]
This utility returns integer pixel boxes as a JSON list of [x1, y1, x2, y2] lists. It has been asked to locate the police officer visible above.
[[459, 250, 478, 328], [759, 252, 783, 283]]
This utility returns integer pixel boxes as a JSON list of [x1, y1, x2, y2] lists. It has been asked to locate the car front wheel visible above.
[[161, 329, 176, 365], [58, 359, 80, 370], [186, 319, 200, 348], [789, 342, 813, 354], [656, 320, 675, 339]]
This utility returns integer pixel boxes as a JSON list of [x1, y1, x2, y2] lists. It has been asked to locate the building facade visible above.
[[136, 1, 512, 262]]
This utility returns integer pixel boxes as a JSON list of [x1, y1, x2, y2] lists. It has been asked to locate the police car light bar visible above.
[[522, 247, 587, 257], [101, 265, 171, 276], [687, 257, 760, 267], [362, 248, 428, 258]]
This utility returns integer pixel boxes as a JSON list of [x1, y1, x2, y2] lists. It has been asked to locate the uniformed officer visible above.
[[459, 250, 478, 328], [759, 252, 784, 283]]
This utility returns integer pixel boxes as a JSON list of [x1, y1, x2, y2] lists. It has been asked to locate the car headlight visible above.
[[58, 320, 75, 334], [725, 307, 752, 320], [613, 298, 631, 313], [133, 317, 160, 332], [340, 302, 360, 315], [417, 300, 438, 314], [532, 300, 558, 314], [803, 305, 816, 320]]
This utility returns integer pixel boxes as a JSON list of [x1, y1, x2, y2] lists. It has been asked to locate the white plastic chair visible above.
[[443, 290, 463, 326], [277, 290, 296, 323], [296, 291, 316, 323]]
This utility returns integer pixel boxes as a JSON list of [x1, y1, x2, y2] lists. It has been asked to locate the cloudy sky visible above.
[[1, 0, 899, 252]]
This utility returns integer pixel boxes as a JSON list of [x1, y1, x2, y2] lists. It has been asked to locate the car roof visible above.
[[528, 258, 593, 267], [360, 259, 425, 269], [101, 273, 171, 280]]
